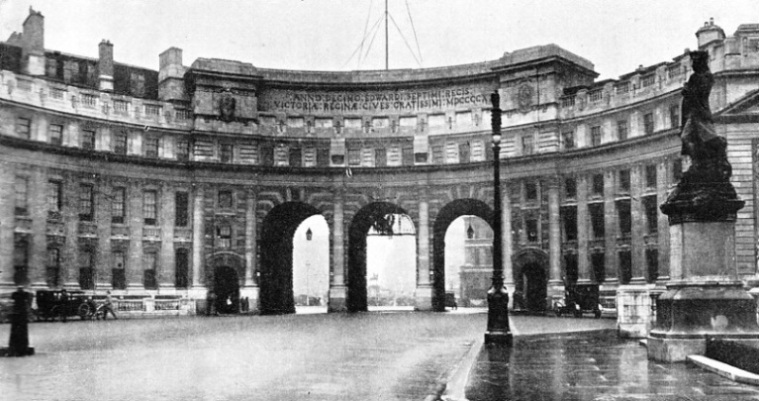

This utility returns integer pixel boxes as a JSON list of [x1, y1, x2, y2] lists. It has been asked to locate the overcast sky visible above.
[[0, 0, 757, 80]]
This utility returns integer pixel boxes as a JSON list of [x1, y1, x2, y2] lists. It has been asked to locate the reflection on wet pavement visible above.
[[466, 331, 759, 401]]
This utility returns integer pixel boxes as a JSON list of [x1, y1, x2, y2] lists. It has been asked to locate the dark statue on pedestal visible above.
[[661, 50, 743, 220]]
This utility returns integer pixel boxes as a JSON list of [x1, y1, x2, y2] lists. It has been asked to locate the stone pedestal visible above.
[[328, 285, 347, 312], [414, 285, 433, 311], [648, 198, 759, 362], [617, 284, 658, 338]]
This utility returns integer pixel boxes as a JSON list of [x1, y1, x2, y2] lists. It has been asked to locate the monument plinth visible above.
[[648, 50, 759, 362]]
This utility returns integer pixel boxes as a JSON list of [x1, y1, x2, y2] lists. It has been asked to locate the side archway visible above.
[[207, 252, 244, 314], [260, 201, 321, 315], [432, 199, 494, 311], [512, 248, 550, 312], [347, 201, 409, 312]]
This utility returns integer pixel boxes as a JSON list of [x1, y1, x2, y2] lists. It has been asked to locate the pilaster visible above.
[[630, 165, 646, 282], [127, 182, 143, 289], [656, 161, 670, 281], [415, 187, 432, 310], [576, 175, 590, 282], [159, 183, 175, 289], [0, 161, 15, 286], [547, 178, 561, 285], [28, 168, 47, 287], [328, 189, 346, 312], [603, 170, 618, 283], [191, 185, 205, 289]]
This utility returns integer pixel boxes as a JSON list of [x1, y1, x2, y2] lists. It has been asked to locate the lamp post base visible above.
[[485, 286, 512, 347]]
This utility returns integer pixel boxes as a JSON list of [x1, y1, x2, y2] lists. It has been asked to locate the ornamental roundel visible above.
[[514, 82, 534, 113]]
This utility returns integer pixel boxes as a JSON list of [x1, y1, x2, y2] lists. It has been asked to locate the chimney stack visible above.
[[22, 7, 45, 75], [98, 40, 114, 92]]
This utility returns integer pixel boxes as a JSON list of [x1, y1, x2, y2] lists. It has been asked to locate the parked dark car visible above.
[[553, 284, 602, 318], [36, 290, 90, 321]]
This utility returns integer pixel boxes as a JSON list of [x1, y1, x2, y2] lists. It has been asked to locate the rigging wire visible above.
[[341, 15, 385, 70], [361, 16, 385, 66], [357, 0, 375, 69], [404, 0, 423, 64], [389, 14, 422, 67]]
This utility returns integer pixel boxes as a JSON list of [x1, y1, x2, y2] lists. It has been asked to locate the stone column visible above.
[[0, 161, 15, 286], [241, 189, 259, 310], [630, 165, 646, 283], [191, 185, 205, 292], [502, 183, 514, 289], [127, 182, 144, 290], [328, 190, 346, 312], [29, 169, 48, 287], [603, 170, 618, 283], [547, 178, 561, 285], [159, 184, 175, 292], [656, 161, 670, 281], [62, 177, 79, 288], [95, 177, 112, 290], [576, 176, 590, 283], [414, 188, 432, 311]]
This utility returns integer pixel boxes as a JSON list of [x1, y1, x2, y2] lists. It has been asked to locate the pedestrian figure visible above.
[[206, 290, 217, 316], [102, 290, 118, 320], [59, 288, 69, 323], [6, 287, 33, 357]]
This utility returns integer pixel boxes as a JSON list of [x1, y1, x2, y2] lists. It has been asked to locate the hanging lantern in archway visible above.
[[467, 224, 475, 239], [306, 227, 313, 241]]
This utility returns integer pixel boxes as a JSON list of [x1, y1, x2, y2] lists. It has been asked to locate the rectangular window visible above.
[[143, 190, 157, 225], [145, 104, 161, 117], [643, 112, 654, 135], [640, 74, 655, 88], [669, 105, 680, 129], [175, 192, 189, 227], [565, 178, 577, 199], [16, 117, 31, 139], [13, 239, 29, 286], [619, 250, 632, 284], [562, 131, 575, 149], [143, 251, 158, 290], [81, 129, 96, 150], [592, 252, 605, 283], [618, 170, 631, 193], [112, 251, 126, 290], [645, 165, 657, 189], [591, 126, 602, 146], [145, 136, 159, 158], [176, 138, 190, 161], [111, 187, 126, 224], [217, 225, 232, 248], [617, 199, 632, 237], [522, 135, 534, 155], [175, 249, 189, 289], [46, 248, 61, 288], [617, 120, 628, 140], [113, 131, 127, 155], [592, 174, 604, 197], [218, 190, 233, 209], [113, 100, 128, 115], [643, 195, 658, 234], [646, 248, 659, 282], [79, 184, 94, 221], [47, 180, 62, 215], [525, 218, 539, 243], [561, 206, 577, 241], [78, 249, 94, 290], [14, 176, 28, 216], [525, 182, 538, 202], [82, 94, 97, 108], [49, 124, 63, 145], [589, 203, 605, 239], [220, 144, 234, 163]]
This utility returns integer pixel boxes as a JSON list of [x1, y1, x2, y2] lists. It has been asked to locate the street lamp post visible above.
[[485, 91, 512, 346]]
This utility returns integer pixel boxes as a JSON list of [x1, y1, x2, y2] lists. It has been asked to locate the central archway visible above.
[[433, 199, 494, 311], [260, 202, 321, 315], [347, 201, 409, 312], [512, 248, 549, 312]]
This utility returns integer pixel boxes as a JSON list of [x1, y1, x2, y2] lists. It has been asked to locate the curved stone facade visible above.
[[2, 11, 759, 332]]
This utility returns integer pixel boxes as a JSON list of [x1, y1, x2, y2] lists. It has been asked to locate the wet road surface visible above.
[[466, 331, 759, 401]]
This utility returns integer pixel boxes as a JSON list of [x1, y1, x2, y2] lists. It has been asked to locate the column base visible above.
[[617, 283, 657, 339], [328, 286, 347, 312], [414, 285, 434, 311], [648, 283, 759, 362]]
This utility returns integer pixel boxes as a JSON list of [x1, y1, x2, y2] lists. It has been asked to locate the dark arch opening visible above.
[[513, 249, 549, 312], [432, 199, 494, 312], [260, 202, 321, 315], [214, 264, 239, 314], [347, 201, 408, 312]]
